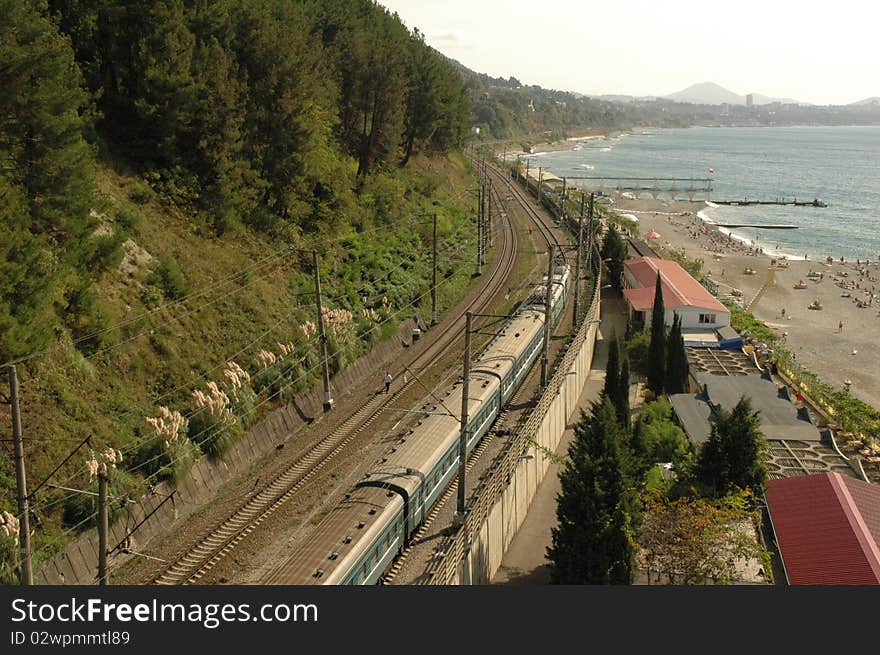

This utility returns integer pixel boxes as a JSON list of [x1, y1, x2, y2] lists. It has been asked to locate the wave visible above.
[[579, 163, 595, 170]]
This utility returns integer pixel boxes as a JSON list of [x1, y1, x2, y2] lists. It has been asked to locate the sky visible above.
[[378, 0, 879, 106]]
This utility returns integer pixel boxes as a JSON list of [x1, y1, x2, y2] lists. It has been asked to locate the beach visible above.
[[610, 194, 880, 410]]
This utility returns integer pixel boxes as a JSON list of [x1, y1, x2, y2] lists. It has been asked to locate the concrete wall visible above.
[[35, 318, 419, 585], [426, 291, 600, 585]]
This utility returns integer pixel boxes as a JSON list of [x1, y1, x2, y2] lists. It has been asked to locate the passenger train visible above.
[[271, 264, 571, 585]]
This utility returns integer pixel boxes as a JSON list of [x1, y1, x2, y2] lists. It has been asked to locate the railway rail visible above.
[[150, 155, 565, 585]]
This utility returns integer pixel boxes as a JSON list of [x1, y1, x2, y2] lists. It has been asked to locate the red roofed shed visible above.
[[765, 472, 880, 585]]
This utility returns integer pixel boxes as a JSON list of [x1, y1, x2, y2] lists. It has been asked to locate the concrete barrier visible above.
[[35, 318, 418, 584], [426, 286, 601, 585]]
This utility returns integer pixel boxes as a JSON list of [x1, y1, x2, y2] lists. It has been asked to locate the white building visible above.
[[622, 257, 730, 331]]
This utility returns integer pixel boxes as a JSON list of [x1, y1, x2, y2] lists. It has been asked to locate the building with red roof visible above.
[[622, 257, 730, 332], [765, 472, 880, 585]]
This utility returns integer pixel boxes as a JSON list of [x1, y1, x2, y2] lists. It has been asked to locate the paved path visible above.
[[492, 291, 627, 584]]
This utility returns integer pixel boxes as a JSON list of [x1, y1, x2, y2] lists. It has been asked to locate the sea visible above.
[[523, 125, 880, 262]]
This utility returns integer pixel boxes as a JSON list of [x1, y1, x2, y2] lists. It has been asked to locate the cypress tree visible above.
[[603, 330, 620, 405], [548, 399, 634, 584], [617, 357, 631, 432], [647, 272, 666, 395], [665, 313, 688, 394]]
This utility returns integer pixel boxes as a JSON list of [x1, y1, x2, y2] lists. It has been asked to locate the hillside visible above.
[[0, 0, 476, 579]]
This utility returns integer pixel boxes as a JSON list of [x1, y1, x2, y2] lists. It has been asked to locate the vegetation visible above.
[[647, 273, 666, 395], [600, 223, 627, 290], [547, 399, 634, 584], [639, 492, 768, 585], [664, 313, 689, 394], [602, 331, 630, 431], [696, 397, 769, 497], [0, 0, 481, 575], [631, 399, 694, 479]]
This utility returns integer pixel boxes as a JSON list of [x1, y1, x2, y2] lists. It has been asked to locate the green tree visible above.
[[0, 0, 97, 362], [603, 330, 620, 406], [600, 223, 627, 289], [548, 399, 634, 584], [647, 273, 666, 395], [618, 356, 631, 432], [632, 399, 694, 476], [697, 397, 768, 496], [665, 312, 689, 394]]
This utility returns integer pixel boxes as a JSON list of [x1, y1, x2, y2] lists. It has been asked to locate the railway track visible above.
[[151, 168, 522, 585]]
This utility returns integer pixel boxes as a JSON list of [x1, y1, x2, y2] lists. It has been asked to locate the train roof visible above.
[[264, 484, 401, 584]]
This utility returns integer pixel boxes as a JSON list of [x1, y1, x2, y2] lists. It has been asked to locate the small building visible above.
[[622, 257, 730, 332], [668, 373, 821, 447], [765, 472, 880, 585]]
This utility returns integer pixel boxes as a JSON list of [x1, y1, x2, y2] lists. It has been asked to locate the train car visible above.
[[270, 265, 570, 585]]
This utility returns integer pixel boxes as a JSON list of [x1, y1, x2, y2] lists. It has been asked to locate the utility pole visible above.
[[525, 159, 530, 190], [432, 212, 438, 326], [9, 365, 32, 585], [541, 245, 555, 388], [475, 179, 482, 276], [572, 194, 586, 335], [485, 177, 492, 254], [455, 312, 473, 526], [586, 193, 595, 272], [561, 178, 567, 223], [537, 167, 543, 203], [313, 251, 334, 412], [97, 467, 108, 585]]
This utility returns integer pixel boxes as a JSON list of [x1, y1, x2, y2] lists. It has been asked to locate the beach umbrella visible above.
[[646, 230, 661, 239]]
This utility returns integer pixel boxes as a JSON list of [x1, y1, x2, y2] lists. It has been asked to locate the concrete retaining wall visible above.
[[36, 318, 419, 585], [450, 319, 599, 584]]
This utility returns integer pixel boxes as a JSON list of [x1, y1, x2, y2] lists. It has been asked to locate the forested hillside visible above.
[[0, 0, 474, 577]]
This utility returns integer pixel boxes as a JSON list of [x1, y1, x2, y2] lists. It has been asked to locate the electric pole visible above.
[[97, 467, 108, 585], [586, 193, 595, 272], [572, 194, 585, 335], [9, 365, 32, 585], [475, 179, 482, 276], [432, 213, 438, 326], [561, 178, 567, 223], [455, 312, 473, 526], [541, 245, 555, 388], [537, 167, 543, 203], [313, 251, 334, 412]]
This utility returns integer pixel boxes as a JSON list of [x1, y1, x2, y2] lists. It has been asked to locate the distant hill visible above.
[[851, 97, 880, 106], [664, 82, 804, 106]]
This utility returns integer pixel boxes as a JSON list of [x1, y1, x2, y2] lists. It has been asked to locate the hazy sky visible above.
[[378, 1, 879, 105]]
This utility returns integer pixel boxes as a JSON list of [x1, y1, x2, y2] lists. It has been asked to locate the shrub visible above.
[[146, 255, 189, 300]]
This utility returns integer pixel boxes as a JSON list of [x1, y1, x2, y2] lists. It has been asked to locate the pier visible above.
[[565, 176, 714, 201], [713, 223, 799, 229], [715, 198, 827, 207]]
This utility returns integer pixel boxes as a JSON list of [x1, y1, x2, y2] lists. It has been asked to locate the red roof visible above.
[[765, 472, 880, 585], [623, 257, 728, 313]]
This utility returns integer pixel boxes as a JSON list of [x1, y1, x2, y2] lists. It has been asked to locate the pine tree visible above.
[[697, 397, 768, 496], [548, 399, 634, 584], [647, 272, 666, 395], [600, 223, 627, 289]]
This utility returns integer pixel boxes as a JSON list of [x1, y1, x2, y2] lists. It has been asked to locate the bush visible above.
[[187, 410, 242, 458], [146, 255, 190, 300], [130, 430, 199, 484], [624, 331, 651, 373], [89, 231, 125, 273], [61, 467, 141, 531]]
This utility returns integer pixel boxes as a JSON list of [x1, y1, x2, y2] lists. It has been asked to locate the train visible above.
[[270, 263, 571, 585]]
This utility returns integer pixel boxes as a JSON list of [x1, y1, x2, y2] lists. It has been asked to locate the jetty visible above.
[[713, 223, 799, 230], [715, 198, 827, 207]]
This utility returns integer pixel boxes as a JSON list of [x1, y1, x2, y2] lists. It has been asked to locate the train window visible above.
[[362, 563, 368, 579]]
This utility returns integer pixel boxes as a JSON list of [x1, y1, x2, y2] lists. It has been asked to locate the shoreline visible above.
[[609, 192, 880, 410]]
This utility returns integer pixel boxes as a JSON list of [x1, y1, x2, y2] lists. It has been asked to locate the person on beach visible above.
[[838, 321, 844, 333], [384, 371, 392, 393]]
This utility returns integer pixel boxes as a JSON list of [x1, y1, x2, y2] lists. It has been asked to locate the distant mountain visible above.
[[851, 97, 880, 106], [664, 82, 805, 106]]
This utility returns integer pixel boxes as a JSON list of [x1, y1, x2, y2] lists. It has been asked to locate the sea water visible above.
[[526, 126, 880, 261]]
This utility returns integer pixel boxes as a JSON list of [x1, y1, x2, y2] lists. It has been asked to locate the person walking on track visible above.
[[384, 371, 393, 394]]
